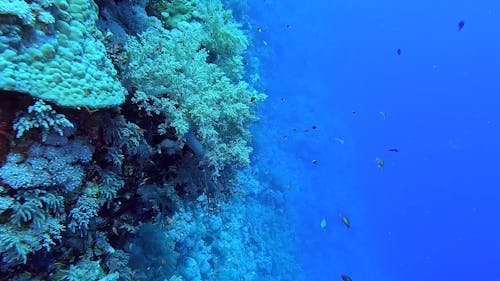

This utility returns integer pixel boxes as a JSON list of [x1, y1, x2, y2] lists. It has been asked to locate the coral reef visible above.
[[0, 0, 298, 280], [13, 100, 74, 141]]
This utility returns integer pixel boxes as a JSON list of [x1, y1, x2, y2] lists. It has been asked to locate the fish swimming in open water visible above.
[[341, 274, 353, 281], [376, 157, 385, 168], [321, 218, 327, 229], [340, 214, 350, 229]]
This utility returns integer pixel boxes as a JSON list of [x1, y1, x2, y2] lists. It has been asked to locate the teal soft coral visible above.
[[125, 8, 265, 171]]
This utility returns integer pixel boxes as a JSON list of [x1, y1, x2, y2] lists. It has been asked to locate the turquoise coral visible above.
[[0, 0, 126, 108], [0, 0, 297, 279], [126, 19, 265, 171], [13, 100, 73, 141], [148, 0, 198, 29]]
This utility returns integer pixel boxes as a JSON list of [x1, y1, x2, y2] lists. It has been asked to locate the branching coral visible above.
[[68, 195, 99, 235], [0, 189, 65, 265], [0, 135, 94, 191], [13, 100, 74, 141], [126, 20, 265, 172]]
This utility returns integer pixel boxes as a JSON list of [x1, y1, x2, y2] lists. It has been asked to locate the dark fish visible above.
[[351, 110, 357, 115], [340, 214, 350, 229], [312, 125, 318, 130], [281, 97, 286, 102], [312, 159, 318, 164], [458, 20, 465, 31], [388, 148, 399, 152], [396, 48, 401, 55], [341, 274, 353, 281], [250, 97, 256, 102], [286, 24, 291, 28], [257, 27, 263, 32]]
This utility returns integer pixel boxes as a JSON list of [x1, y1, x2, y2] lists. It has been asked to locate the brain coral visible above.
[[0, 0, 126, 108]]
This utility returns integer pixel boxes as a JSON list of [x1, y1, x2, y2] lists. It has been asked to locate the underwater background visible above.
[[0, 0, 499, 280], [252, 0, 500, 280]]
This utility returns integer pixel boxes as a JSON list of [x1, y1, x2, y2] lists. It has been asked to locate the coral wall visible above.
[[0, 0, 297, 280]]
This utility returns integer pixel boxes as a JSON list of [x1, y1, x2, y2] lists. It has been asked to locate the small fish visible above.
[[286, 24, 291, 28], [388, 148, 399, 152], [396, 48, 401, 55], [287, 183, 292, 190], [312, 159, 318, 164], [312, 125, 318, 130], [457, 20, 465, 31], [351, 110, 357, 115], [284, 135, 288, 140], [376, 157, 385, 168], [379, 111, 387, 119], [340, 214, 350, 229], [341, 274, 353, 281], [257, 27, 262, 32], [334, 137, 345, 145], [321, 218, 327, 229], [250, 97, 256, 102], [139, 177, 151, 186], [281, 97, 286, 103]]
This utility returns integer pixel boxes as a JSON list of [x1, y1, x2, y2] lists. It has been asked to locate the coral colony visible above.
[[0, 0, 296, 280]]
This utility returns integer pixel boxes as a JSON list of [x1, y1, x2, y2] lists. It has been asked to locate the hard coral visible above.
[[0, 0, 126, 108]]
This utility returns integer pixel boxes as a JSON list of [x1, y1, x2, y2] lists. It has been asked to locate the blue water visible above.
[[251, 0, 500, 280]]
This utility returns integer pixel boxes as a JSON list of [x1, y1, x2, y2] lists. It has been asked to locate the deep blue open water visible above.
[[251, 0, 500, 279]]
